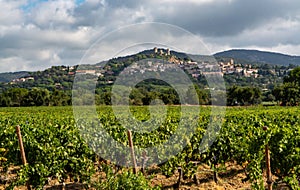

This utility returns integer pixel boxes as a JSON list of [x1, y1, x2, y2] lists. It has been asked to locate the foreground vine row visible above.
[[0, 106, 299, 189]]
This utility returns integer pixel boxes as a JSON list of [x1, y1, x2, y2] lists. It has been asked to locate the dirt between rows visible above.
[[0, 162, 291, 190]]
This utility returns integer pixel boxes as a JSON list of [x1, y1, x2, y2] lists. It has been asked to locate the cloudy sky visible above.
[[1, 0, 300, 72]]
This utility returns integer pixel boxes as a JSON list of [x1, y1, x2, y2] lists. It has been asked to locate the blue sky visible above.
[[0, 0, 300, 72], [22, 0, 85, 12], [75, 0, 85, 5]]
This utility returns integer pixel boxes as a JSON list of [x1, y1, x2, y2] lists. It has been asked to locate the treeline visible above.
[[95, 85, 211, 106], [0, 85, 293, 107], [0, 85, 211, 107], [0, 88, 71, 107], [227, 86, 261, 106], [1, 67, 300, 107], [0, 85, 257, 107]]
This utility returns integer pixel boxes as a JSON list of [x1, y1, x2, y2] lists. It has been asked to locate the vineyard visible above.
[[0, 106, 299, 189]]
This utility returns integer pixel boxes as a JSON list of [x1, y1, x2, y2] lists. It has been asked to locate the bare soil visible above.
[[0, 162, 291, 190]]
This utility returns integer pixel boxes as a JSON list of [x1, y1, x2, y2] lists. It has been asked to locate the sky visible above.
[[1, 0, 300, 72]]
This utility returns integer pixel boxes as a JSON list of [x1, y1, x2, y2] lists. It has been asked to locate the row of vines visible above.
[[0, 106, 299, 189]]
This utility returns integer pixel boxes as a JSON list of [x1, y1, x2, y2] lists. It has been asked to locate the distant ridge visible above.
[[214, 49, 300, 66], [1, 48, 300, 83], [0, 71, 29, 83]]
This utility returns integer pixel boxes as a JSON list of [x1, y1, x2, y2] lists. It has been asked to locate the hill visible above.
[[214, 49, 300, 66], [0, 48, 298, 92], [0, 71, 29, 83], [0, 48, 299, 106]]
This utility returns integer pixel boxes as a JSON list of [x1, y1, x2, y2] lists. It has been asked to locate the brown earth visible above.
[[0, 162, 291, 190], [150, 162, 252, 190]]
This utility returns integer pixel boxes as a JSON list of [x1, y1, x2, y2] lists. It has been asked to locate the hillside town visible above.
[[3, 48, 294, 92]]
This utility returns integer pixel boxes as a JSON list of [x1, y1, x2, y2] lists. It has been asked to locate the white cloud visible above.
[[0, 1, 25, 26], [28, 0, 76, 29], [0, 56, 30, 72], [0, 0, 300, 72], [203, 16, 300, 53], [157, 0, 231, 4]]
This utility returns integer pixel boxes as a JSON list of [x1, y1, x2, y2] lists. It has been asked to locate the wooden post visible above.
[[263, 126, 273, 190], [265, 144, 273, 190], [127, 130, 137, 174], [16, 125, 31, 190], [176, 167, 183, 189], [213, 156, 218, 184], [191, 161, 199, 185], [141, 151, 148, 175], [16, 125, 27, 165], [213, 167, 218, 184]]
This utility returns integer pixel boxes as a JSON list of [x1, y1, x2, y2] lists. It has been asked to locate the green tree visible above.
[[273, 67, 300, 106], [6, 88, 28, 106], [227, 86, 261, 106], [273, 83, 300, 106], [23, 88, 50, 106], [129, 88, 144, 106], [0, 95, 12, 107], [50, 90, 71, 106], [284, 67, 300, 85]]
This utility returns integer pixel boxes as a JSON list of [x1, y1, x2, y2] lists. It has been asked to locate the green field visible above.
[[0, 106, 299, 189]]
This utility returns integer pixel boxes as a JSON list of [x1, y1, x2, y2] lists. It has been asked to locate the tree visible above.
[[284, 67, 300, 85], [185, 86, 199, 105], [185, 85, 209, 105], [23, 88, 50, 106], [50, 90, 71, 106], [227, 86, 261, 106], [6, 88, 28, 106], [273, 67, 300, 106], [129, 88, 145, 106], [273, 83, 300, 106], [227, 86, 239, 106], [0, 95, 12, 107]]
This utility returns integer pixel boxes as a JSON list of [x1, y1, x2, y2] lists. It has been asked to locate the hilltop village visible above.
[[0, 48, 299, 107], [6, 48, 293, 91]]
